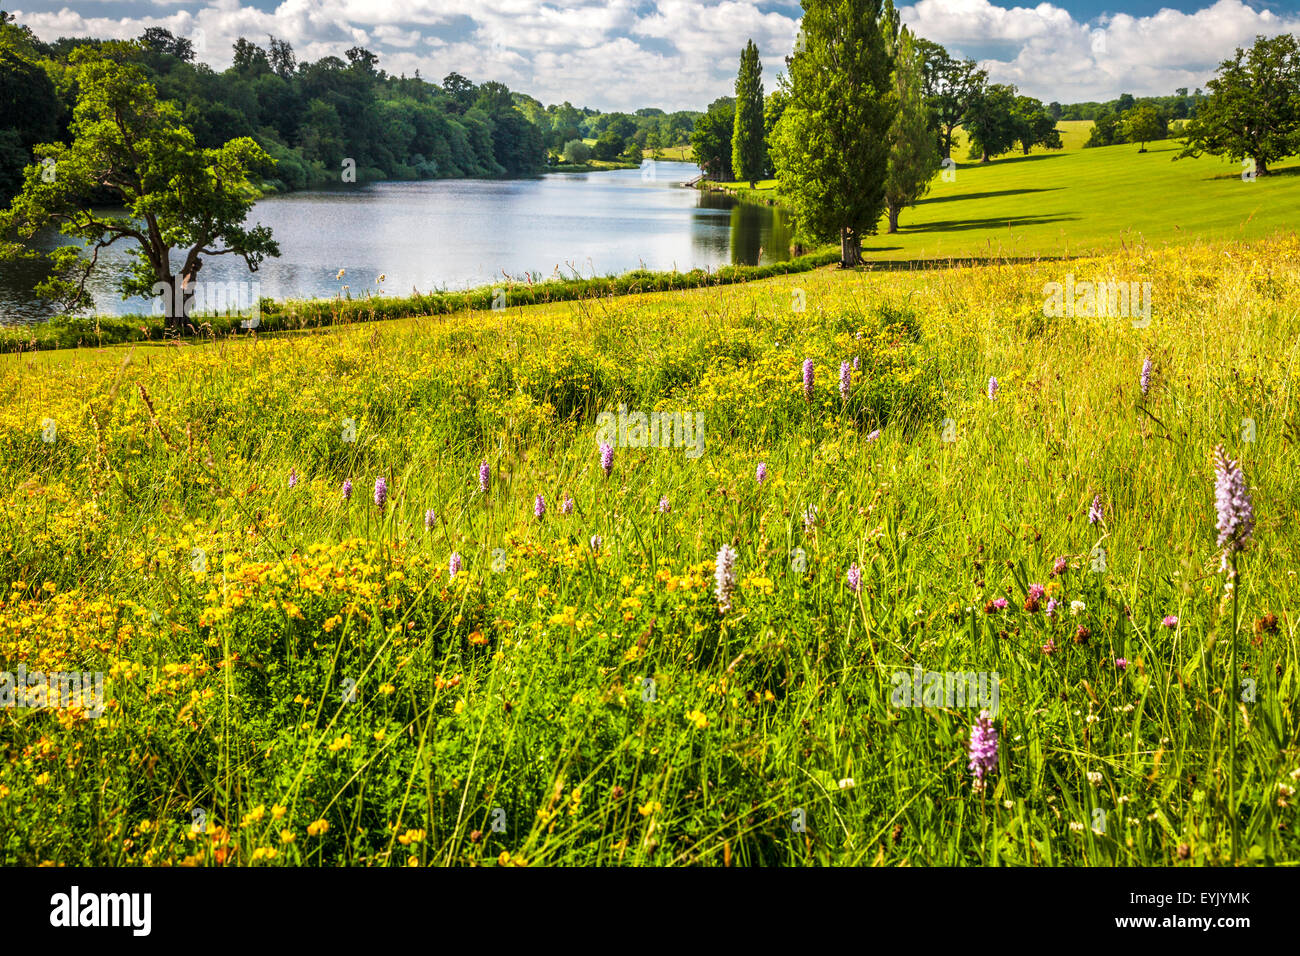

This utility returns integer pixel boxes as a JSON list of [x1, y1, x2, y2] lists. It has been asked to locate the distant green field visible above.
[[711, 124, 1300, 260]]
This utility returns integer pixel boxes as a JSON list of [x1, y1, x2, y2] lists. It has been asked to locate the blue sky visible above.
[[8, 0, 1300, 111]]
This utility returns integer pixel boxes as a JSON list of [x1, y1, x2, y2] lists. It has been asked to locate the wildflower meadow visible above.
[[1, 236, 1297, 867]]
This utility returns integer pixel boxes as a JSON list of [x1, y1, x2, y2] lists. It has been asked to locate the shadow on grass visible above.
[[965, 152, 1065, 167], [918, 187, 1061, 206], [1202, 164, 1300, 182], [905, 214, 1078, 233], [851, 254, 1079, 271]]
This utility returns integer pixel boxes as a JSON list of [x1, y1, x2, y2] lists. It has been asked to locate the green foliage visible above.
[[884, 27, 940, 233], [592, 130, 625, 161], [0, 51, 279, 326], [731, 40, 766, 186], [916, 38, 986, 159], [1122, 105, 1167, 151], [964, 83, 1020, 162], [1178, 33, 1300, 175], [1012, 95, 1063, 155], [562, 139, 592, 164], [691, 98, 734, 179], [772, 0, 897, 265]]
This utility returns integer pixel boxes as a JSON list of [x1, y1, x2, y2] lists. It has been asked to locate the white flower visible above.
[[1069, 821, 1085, 832], [1086, 771, 1103, 787], [1070, 600, 1086, 616], [837, 777, 855, 789]]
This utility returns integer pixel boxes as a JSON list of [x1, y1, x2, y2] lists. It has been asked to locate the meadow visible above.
[[714, 126, 1300, 260], [1, 232, 1297, 866]]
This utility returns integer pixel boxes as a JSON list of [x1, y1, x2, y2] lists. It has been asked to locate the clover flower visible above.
[[658, 495, 671, 514]]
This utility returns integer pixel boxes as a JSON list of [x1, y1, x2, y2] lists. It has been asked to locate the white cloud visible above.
[[9, 0, 1300, 111]]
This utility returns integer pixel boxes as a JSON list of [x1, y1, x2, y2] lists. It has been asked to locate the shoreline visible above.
[[0, 250, 839, 355]]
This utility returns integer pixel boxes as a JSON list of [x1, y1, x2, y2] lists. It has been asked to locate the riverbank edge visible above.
[[693, 179, 781, 206], [0, 250, 841, 355]]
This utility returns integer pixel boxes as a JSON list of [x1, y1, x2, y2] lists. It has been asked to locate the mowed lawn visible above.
[[713, 122, 1300, 261]]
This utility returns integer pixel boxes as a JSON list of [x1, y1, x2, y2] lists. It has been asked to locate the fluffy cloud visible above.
[[9, 0, 1300, 111]]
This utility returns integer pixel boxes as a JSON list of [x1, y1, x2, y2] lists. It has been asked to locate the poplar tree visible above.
[[731, 40, 766, 187], [883, 26, 939, 233], [771, 0, 897, 266]]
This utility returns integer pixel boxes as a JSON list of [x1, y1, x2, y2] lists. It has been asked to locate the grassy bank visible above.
[[0, 250, 840, 355], [1, 235, 1297, 865]]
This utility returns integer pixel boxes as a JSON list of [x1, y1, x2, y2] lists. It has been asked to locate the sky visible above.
[[7, 0, 1300, 112]]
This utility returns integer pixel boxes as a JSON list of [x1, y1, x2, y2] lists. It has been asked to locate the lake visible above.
[[0, 161, 793, 323]]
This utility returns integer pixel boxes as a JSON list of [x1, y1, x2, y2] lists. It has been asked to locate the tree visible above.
[[473, 80, 515, 114], [772, 0, 896, 266], [1085, 109, 1122, 147], [1122, 104, 1166, 152], [690, 98, 734, 178], [268, 36, 296, 78], [442, 72, 477, 114], [232, 37, 270, 75], [0, 51, 279, 332], [592, 129, 625, 161], [139, 27, 194, 61], [917, 39, 986, 158], [562, 139, 591, 163], [883, 26, 939, 233], [731, 39, 766, 186], [1178, 33, 1300, 176], [963, 83, 1019, 162], [763, 88, 788, 176], [1011, 95, 1063, 154]]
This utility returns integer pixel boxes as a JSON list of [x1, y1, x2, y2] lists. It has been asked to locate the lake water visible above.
[[0, 161, 793, 323]]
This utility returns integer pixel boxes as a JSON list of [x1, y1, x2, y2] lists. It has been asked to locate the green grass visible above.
[[1, 235, 1297, 866], [710, 125, 1300, 262]]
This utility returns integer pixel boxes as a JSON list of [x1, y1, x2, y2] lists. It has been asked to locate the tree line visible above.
[[0, 13, 700, 201]]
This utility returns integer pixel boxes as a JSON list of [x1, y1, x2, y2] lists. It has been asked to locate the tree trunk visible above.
[[1256, 156, 1269, 176], [981, 150, 990, 163], [839, 227, 862, 267], [887, 204, 900, 234], [161, 273, 195, 336]]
